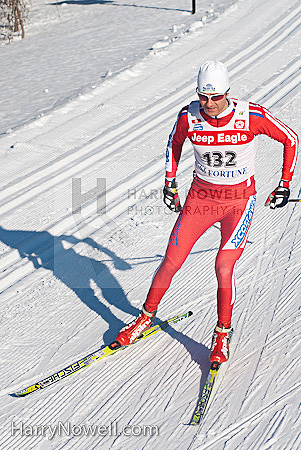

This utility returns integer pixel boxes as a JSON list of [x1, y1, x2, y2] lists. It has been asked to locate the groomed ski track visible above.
[[0, 0, 300, 449]]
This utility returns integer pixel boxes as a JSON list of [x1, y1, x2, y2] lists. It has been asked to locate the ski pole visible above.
[[289, 199, 301, 202]]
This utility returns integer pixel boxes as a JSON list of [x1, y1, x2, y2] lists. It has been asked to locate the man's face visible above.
[[198, 92, 229, 117]]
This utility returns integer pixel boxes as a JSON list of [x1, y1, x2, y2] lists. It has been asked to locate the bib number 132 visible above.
[[202, 151, 237, 167]]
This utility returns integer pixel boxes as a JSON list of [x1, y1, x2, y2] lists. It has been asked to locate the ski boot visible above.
[[209, 323, 233, 364], [115, 305, 157, 346]]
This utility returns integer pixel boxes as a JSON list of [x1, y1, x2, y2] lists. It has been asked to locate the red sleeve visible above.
[[165, 106, 189, 178], [249, 103, 298, 181]]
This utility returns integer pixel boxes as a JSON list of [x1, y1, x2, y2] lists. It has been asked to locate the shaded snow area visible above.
[[0, 0, 300, 449], [0, 0, 237, 134]]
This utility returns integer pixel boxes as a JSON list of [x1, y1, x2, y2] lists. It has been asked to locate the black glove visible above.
[[265, 180, 290, 209], [163, 177, 182, 212]]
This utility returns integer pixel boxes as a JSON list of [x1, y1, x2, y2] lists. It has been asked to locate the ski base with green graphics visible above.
[[12, 310, 193, 397]]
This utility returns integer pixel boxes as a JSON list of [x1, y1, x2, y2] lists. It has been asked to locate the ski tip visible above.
[[10, 392, 29, 398], [10, 383, 41, 397], [10, 390, 32, 398], [190, 418, 200, 426]]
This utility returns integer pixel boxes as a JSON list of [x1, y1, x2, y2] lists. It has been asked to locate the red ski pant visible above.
[[144, 188, 256, 327]]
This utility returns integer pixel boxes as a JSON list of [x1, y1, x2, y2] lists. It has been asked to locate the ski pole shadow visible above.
[[0, 225, 139, 344]]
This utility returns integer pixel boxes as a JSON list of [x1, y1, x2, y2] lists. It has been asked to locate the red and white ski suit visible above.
[[144, 99, 298, 327]]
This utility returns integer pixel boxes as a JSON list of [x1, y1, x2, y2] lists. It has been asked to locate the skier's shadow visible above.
[[0, 225, 139, 344], [0, 226, 210, 373]]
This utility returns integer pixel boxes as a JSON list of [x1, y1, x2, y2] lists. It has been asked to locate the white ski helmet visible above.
[[197, 61, 230, 94]]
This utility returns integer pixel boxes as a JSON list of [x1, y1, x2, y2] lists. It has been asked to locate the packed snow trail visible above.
[[0, 0, 300, 449]]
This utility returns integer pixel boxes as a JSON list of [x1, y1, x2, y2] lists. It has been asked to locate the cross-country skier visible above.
[[115, 61, 299, 363]]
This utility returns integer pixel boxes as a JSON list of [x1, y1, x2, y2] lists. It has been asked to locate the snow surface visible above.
[[0, 0, 300, 449]]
